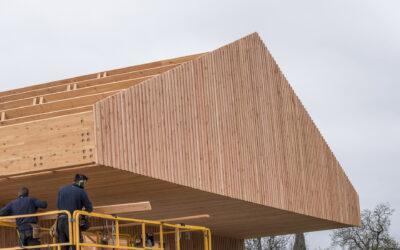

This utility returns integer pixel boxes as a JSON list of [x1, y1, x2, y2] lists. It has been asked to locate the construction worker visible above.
[[0, 187, 48, 246], [57, 174, 93, 249]]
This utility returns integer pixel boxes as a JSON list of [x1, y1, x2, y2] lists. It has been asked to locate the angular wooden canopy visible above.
[[0, 33, 360, 242]]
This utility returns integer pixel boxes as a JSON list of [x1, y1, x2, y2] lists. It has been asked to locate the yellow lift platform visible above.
[[0, 210, 212, 250]]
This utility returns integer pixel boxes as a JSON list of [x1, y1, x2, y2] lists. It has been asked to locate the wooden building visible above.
[[0, 33, 360, 249]]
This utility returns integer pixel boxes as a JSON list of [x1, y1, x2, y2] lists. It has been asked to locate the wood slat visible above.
[[94, 201, 152, 214], [0, 55, 203, 127], [1, 91, 116, 121], [0, 53, 205, 100], [0, 106, 92, 127], [94, 33, 360, 230], [0, 76, 153, 111], [1, 201, 153, 224], [0, 63, 178, 104], [0, 33, 359, 248]]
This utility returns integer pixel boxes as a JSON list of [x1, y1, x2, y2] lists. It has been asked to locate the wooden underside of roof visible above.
[[0, 165, 345, 239]]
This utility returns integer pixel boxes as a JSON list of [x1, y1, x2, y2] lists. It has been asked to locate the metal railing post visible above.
[[67, 211, 73, 249], [73, 211, 80, 250], [159, 224, 164, 250], [0, 210, 211, 250], [203, 230, 208, 250], [175, 228, 180, 250], [208, 229, 212, 250], [142, 223, 146, 248], [115, 219, 120, 247]]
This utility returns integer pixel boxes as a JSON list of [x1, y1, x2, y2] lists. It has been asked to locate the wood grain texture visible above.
[[0, 111, 95, 176], [0, 166, 343, 240], [0, 54, 204, 127], [143, 234, 243, 250], [95, 33, 360, 230], [0, 53, 204, 99], [94, 201, 152, 214], [0, 33, 359, 246], [212, 236, 243, 250]]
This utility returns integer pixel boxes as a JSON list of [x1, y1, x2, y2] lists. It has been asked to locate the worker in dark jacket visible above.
[[0, 187, 47, 246], [57, 174, 93, 249]]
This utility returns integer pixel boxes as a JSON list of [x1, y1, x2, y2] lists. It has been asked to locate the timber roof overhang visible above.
[[0, 33, 360, 238]]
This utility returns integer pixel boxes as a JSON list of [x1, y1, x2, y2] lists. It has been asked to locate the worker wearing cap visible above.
[[56, 174, 93, 249], [0, 187, 47, 246]]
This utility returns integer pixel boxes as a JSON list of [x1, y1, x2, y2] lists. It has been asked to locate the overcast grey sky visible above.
[[1, 0, 399, 248]]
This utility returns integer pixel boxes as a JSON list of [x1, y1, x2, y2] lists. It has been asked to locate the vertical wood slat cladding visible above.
[[0, 228, 15, 248], [0, 226, 243, 250], [122, 226, 243, 250], [95, 33, 359, 227], [166, 235, 243, 250], [212, 236, 243, 250]]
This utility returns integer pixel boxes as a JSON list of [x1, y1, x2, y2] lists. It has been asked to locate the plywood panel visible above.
[[0, 111, 95, 176], [94, 33, 360, 230]]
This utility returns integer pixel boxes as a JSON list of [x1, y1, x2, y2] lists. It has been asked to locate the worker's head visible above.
[[18, 187, 29, 197], [74, 174, 89, 188]]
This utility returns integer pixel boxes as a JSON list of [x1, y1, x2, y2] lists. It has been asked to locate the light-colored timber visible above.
[[94, 201, 152, 214], [88, 214, 211, 231], [2, 201, 153, 223], [0, 53, 205, 99], [0, 111, 95, 176], [0, 33, 359, 250], [0, 54, 204, 126]]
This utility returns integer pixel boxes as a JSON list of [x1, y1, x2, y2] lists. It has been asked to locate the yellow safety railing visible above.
[[73, 210, 212, 250], [0, 210, 73, 250], [0, 210, 212, 250]]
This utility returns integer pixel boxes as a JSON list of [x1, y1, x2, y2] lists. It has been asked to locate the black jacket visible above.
[[57, 184, 93, 215], [0, 196, 47, 231]]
